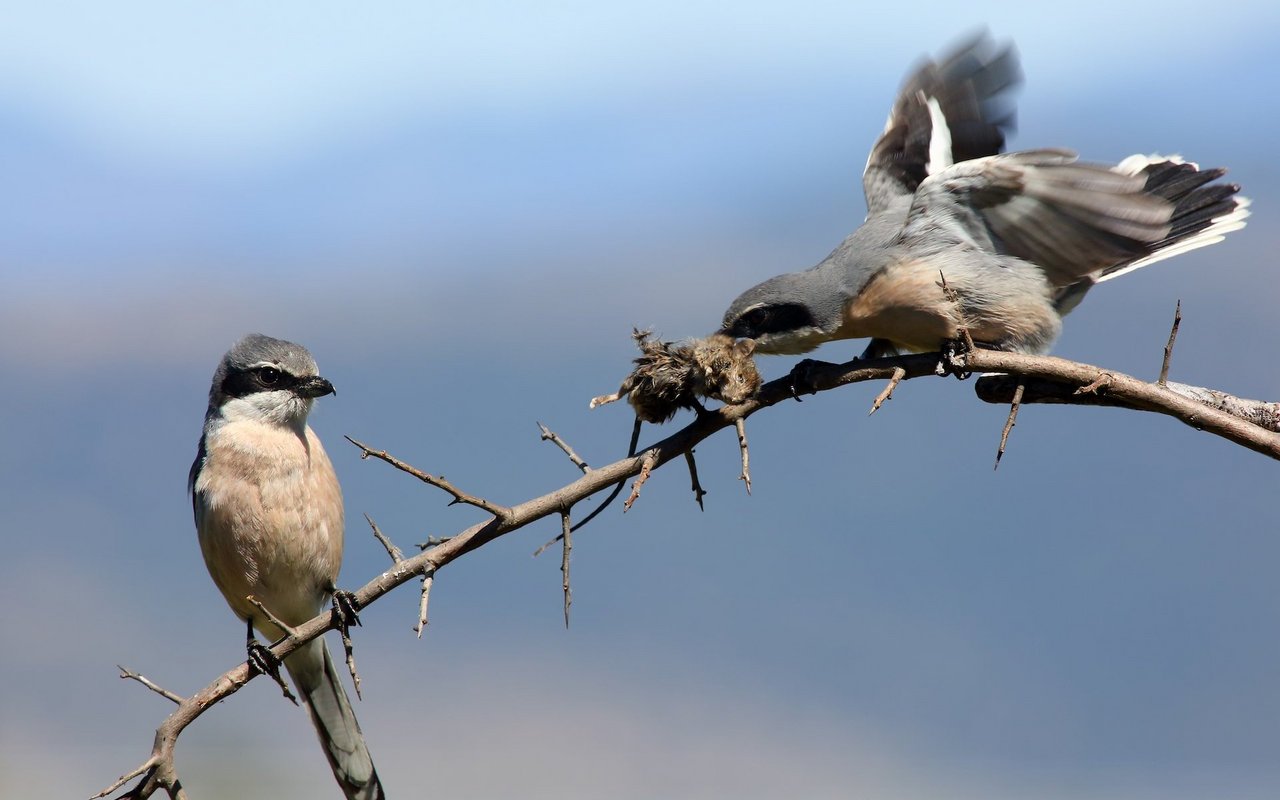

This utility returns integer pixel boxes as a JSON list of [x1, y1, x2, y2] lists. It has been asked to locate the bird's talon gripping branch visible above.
[[246, 638, 298, 705], [936, 338, 972, 380], [329, 589, 365, 699], [788, 358, 822, 400], [331, 590, 362, 633]]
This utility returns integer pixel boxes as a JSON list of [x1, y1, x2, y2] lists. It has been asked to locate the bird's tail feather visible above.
[[1098, 154, 1250, 281], [286, 639, 385, 800], [961, 150, 1248, 313]]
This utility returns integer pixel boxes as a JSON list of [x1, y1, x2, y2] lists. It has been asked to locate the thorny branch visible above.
[[365, 513, 405, 564], [538, 421, 591, 474], [1160, 300, 1182, 385], [869, 366, 907, 415], [116, 667, 184, 706], [560, 511, 572, 628], [101, 345, 1280, 799], [735, 419, 752, 494], [994, 382, 1025, 469], [415, 571, 434, 638], [623, 452, 658, 511], [345, 436, 514, 522]]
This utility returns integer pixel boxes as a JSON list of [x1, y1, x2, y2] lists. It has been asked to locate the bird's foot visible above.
[[330, 589, 366, 700], [935, 336, 973, 380], [788, 359, 825, 401], [247, 639, 298, 705], [331, 589, 362, 635]]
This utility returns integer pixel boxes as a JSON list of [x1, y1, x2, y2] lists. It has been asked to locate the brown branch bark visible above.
[[345, 436, 514, 522], [538, 421, 591, 473], [970, 353, 1280, 454], [100, 347, 1280, 798]]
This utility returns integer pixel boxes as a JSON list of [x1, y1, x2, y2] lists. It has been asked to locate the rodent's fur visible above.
[[590, 330, 761, 422], [572, 330, 762, 532]]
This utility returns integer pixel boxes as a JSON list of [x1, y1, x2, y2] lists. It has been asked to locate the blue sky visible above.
[[3, 3, 1279, 798], [7, 1, 1273, 165]]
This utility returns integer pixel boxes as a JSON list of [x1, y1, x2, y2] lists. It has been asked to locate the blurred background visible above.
[[3, 2, 1279, 798]]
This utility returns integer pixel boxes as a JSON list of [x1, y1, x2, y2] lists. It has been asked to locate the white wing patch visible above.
[[1098, 196, 1251, 282], [923, 93, 953, 176], [1115, 152, 1189, 175]]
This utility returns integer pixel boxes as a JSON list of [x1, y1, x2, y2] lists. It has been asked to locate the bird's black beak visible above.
[[295, 375, 336, 398]]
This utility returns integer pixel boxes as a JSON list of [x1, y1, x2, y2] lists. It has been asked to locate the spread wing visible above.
[[862, 32, 1021, 216], [899, 149, 1247, 295]]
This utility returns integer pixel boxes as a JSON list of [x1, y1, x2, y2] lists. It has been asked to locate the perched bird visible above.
[[190, 334, 383, 800], [719, 34, 1249, 358]]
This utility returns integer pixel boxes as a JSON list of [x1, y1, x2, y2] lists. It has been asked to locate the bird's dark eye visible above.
[[257, 367, 282, 387], [732, 303, 814, 336]]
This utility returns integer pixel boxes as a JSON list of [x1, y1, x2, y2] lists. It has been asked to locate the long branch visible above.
[[98, 348, 1279, 798]]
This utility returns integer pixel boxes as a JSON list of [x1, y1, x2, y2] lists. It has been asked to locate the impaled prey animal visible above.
[[578, 330, 761, 526], [590, 329, 762, 422]]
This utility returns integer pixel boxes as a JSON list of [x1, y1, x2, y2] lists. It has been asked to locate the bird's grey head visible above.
[[719, 272, 844, 355], [206, 334, 335, 428]]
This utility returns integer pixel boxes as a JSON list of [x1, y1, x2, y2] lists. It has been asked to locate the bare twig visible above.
[[684, 449, 707, 510], [533, 416, 637, 556], [559, 511, 572, 628], [93, 759, 164, 799], [623, 452, 658, 511], [1159, 300, 1182, 385], [1075, 373, 1113, 395], [338, 627, 362, 700], [531, 534, 560, 558], [246, 596, 296, 638], [994, 382, 1025, 470], [869, 366, 907, 415], [364, 513, 404, 563], [414, 571, 434, 638], [345, 436, 514, 523], [103, 346, 1280, 799], [735, 419, 752, 494], [117, 666, 185, 705], [538, 422, 591, 473]]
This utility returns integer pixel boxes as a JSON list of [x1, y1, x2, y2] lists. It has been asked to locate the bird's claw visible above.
[[247, 639, 298, 705], [331, 590, 362, 635], [788, 359, 823, 401], [936, 337, 973, 380]]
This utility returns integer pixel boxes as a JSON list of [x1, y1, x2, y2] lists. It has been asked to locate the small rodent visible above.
[[570, 330, 761, 532], [590, 329, 761, 421]]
